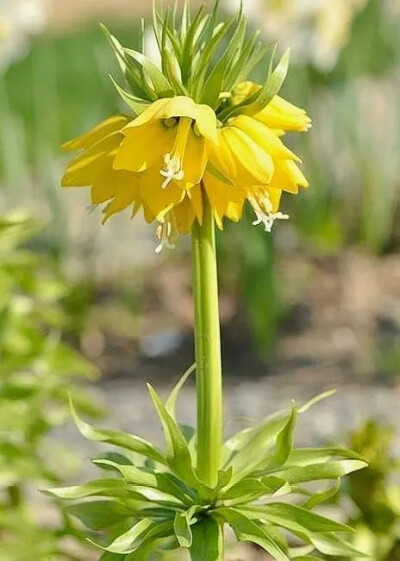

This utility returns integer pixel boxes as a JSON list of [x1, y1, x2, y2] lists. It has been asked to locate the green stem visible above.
[[192, 189, 223, 488]]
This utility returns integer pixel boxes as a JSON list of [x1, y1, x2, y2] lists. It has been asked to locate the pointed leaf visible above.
[[174, 508, 197, 548], [44, 479, 133, 500], [190, 517, 224, 561], [147, 384, 200, 488], [110, 77, 149, 114], [303, 480, 341, 509], [267, 460, 368, 484], [243, 503, 353, 534], [96, 519, 172, 555], [217, 508, 289, 561], [124, 48, 173, 96], [166, 364, 196, 416], [66, 500, 131, 530], [310, 533, 368, 557], [69, 396, 166, 465], [94, 459, 193, 504]]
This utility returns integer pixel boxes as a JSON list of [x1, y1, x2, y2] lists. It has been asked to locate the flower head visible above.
[[61, 0, 311, 250]]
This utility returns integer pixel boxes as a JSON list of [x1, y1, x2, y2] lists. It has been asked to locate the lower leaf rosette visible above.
[[44, 369, 368, 561]]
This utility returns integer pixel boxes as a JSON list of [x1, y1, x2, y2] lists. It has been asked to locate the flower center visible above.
[[160, 117, 193, 190], [249, 194, 289, 233]]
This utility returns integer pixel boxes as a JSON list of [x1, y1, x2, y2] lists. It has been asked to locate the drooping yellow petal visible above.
[[203, 172, 245, 226], [113, 121, 175, 173], [253, 95, 312, 132], [188, 184, 203, 224], [270, 159, 309, 193], [139, 164, 185, 220], [102, 172, 141, 222], [62, 116, 129, 152], [171, 196, 197, 233], [181, 132, 208, 186], [123, 96, 218, 142], [211, 127, 275, 186], [193, 104, 218, 142], [267, 187, 283, 213], [61, 133, 121, 187], [230, 115, 301, 162]]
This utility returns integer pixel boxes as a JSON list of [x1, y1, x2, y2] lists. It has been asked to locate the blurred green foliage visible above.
[[332, 420, 400, 561], [0, 211, 102, 560]]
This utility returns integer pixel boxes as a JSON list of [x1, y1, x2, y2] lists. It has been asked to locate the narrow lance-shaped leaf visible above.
[[309, 533, 369, 558], [43, 479, 134, 500], [263, 401, 298, 471], [190, 516, 224, 561], [166, 363, 196, 417], [69, 395, 167, 465], [241, 503, 353, 534], [217, 508, 289, 561], [174, 506, 201, 548], [110, 76, 149, 115], [124, 48, 173, 97], [147, 384, 202, 488], [66, 500, 131, 530], [92, 518, 172, 555], [94, 459, 194, 504], [303, 479, 341, 509], [250, 48, 290, 111], [264, 459, 368, 484]]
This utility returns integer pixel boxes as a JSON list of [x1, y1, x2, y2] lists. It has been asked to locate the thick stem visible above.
[[192, 189, 223, 488]]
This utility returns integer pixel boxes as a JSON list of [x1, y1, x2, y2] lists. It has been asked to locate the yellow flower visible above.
[[114, 96, 218, 189], [232, 81, 312, 133], [204, 99, 310, 230], [61, 110, 206, 246], [61, 88, 310, 249]]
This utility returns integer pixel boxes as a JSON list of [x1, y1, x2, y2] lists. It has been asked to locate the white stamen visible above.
[[249, 195, 289, 233], [160, 153, 185, 189], [155, 218, 176, 254]]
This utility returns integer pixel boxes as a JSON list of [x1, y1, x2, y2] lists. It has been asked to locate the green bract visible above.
[[46, 372, 368, 560], [102, 0, 288, 123]]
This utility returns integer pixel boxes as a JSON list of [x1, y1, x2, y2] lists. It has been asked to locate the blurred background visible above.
[[0, 0, 399, 560]]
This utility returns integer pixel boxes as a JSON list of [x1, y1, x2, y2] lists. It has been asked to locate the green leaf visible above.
[[268, 460, 367, 484], [166, 363, 196, 417], [250, 49, 290, 111], [309, 533, 368, 557], [110, 76, 149, 114], [220, 478, 270, 501], [303, 480, 341, 509], [288, 447, 366, 465], [224, 410, 290, 481], [174, 508, 199, 548], [124, 48, 173, 96], [66, 500, 131, 530], [243, 503, 353, 534], [298, 390, 337, 413], [190, 517, 224, 561], [44, 479, 133, 500], [217, 508, 289, 561], [96, 519, 172, 555], [101, 24, 152, 100], [100, 553, 126, 561], [69, 396, 166, 465], [265, 401, 298, 471], [94, 459, 194, 504], [147, 384, 200, 488]]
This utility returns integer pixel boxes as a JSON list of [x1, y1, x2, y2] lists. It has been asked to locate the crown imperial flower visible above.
[[61, 1, 311, 251]]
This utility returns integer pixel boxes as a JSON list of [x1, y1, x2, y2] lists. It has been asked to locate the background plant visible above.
[[329, 421, 400, 561], [0, 211, 102, 560]]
